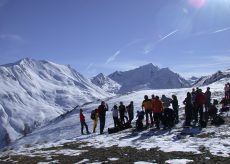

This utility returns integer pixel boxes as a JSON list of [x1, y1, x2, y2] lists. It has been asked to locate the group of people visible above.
[[141, 94, 178, 130], [217, 83, 230, 111], [80, 101, 134, 135], [79, 101, 108, 135], [140, 87, 216, 129], [111, 101, 134, 128], [183, 87, 212, 127], [80, 85, 228, 135], [224, 83, 230, 101]]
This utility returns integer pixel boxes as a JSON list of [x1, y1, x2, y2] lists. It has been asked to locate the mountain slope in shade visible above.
[[0, 58, 111, 148], [193, 69, 230, 87], [91, 73, 121, 93], [108, 63, 190, 93], [186, 76, 199, 86]]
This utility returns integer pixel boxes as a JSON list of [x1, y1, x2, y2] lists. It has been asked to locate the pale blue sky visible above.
[[1, 0, 230, 78]]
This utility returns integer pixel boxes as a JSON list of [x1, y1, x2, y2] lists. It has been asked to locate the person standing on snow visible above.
[[183, 92, 193, 127], [119, 101, 126, 124], [92, 108, 99, 133], [142, 95, 153, 127], [80, 109, 90, 135], [191, 88, 197, 122], [171, 95, 179, 123], [98, 101, 108, 134], [152, 96, 163, 129], [195, 89, 206, 125], [126, 101, 134, 123], [205, 87, 211, 110], [224, 83, 230, 100], [112, 104, 119, 128]]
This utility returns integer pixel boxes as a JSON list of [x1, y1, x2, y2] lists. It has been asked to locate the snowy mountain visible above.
[[108, 63, 191, 93], [1, 77, 230, 163], [0, 58, 111, 148], [1, 58, 230, 163], [193, 69, 230, 87], [91, 73, 121, 93]]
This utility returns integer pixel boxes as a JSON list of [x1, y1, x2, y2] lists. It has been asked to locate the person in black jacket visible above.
[[98, 101, 108, 134], [126, 101, 134, 123], [205, 87, 211, 111], [171, 95, 179, 123], [119, 102, 126, 124], [183, 92, 193, 126]]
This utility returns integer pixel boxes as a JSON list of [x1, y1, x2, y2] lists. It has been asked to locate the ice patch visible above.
[[54, 149, 87, 156], [108, 157, 119, 161], [75, 159, 89, 164], [37, 161, 59, 164], [165, 159, 193, 164], [135, 161, 156, 164]]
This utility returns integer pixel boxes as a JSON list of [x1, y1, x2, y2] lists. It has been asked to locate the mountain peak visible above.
[[0, 58, 34, 67], [91, 73, 106, 83], [91, 73, 121, 93], [17, 57, 37, 65], [193, 69, 230, 86], [18, 57, 32, 63], [1, 58, 51, 68], [109, 63, 190, 93], [140, 63, 159, 70], [161, 67, 171, 71], [96, 73, 105, 78]]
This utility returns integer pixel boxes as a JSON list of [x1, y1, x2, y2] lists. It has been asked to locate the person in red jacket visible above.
[[195, 89, 206, 125], [80, 109, 90, 135]]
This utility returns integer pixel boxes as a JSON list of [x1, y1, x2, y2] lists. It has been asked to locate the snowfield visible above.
[[0, 77, 230, 163]]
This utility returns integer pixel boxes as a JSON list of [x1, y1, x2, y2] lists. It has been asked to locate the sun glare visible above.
[[189, 0, 206, 8], [189, 0, 230, 9]]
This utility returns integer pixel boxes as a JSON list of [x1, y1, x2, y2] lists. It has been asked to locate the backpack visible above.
[[90, 110, 96, 120], [137, 111, 145, 121], [211, 115, 225, 126]]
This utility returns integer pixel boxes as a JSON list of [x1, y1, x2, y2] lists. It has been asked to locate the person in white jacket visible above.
[[112, 104, 119, 128]]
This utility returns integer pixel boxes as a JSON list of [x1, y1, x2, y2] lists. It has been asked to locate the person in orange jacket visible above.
[[80, 109, 90, 135], [142, 95, 153, 127], [152, 96, 163, 129]]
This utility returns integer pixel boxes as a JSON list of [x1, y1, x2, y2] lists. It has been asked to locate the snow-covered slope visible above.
[[194, 69, 230, 87], [108, 63, 191, 93], [0, 58, 111, 148], [91, 73, 121, 93], [3, 77, 230, 162]]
